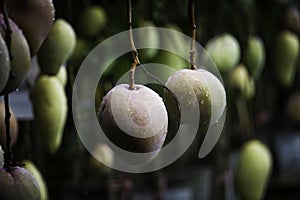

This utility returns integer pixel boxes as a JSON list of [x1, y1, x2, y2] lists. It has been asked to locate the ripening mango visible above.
[[30, 75, 68, 154], [38, 19, 76, 75]]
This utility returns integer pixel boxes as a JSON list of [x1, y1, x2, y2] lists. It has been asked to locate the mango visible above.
[[38, 19, 76, 75], [30, 75, 68, 154], [0, 14, 31, 95], [229, 64, 255, 99], [164, 69, 226, 163], [235, 140, 273, 200], [23, 160, 48, 200], [0, 33, 9, 93], [0, 166, 41, 200], [205, 33, 241, 73], [55, 65, 68, 87], [273, 30, 299, 88], [98, 84, 168, 164], [243, 36, 266, 80], [76, 6, 107, 39], [3, 0, 55, 55]]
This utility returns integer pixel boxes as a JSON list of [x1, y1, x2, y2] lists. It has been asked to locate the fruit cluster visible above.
[[0, 0, 76, 199], [0, 0, 299, 199]]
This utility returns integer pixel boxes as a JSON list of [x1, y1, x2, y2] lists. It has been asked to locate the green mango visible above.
[[165, 68, 226, 139], [30, 75, 68, 154], [98, 84, 168, 164], [0, 166, 41, 200], [0, 100, 19, 148], [164, 69, 226, 164], [0, 33, 9, 93], [23, 160, 48, 200], [273, 30, 299, 88], [76, 6, 107, 39], [243, 36, 266, 80], [229, 64, 255, 99], [38, 19, 76, 75], [3, 0, 55, 55], [165, 69, 212, 139], [0, 14, 31, 95], [0, 145, 3, 168], [235, 140, 272, 200], [245, 77, 256, 100], [205, 33, 241, 73], [199, 69, 227, 125], [55, 65, 68, 87]]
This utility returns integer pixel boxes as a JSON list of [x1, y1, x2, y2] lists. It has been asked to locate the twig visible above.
[[3, 94, 12, 170], [188, 0, 197, 70], [127, 0, 140, 90]]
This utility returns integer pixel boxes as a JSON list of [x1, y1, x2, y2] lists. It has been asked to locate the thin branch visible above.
[[3, 94, 12, 170], [188, 0, 197, 70], [129, 62, 137, 90], [127, 0, 140, 90]]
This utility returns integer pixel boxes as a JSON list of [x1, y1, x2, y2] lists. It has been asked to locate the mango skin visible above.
[[38, 19, 76, 75], [235, 140, 273, 200], [0, 167, 41, 200], [77, 6, 107, 39], [229, 64, 255, 99], [273, 30, 299, 88], [0, 33, 10, 93], [55, 65, 68, 87], [205, 33, 241, 73], [23, 160, 48, 200], [0, 14, 31, 95], [165, 69, 226, 162], [198, 69, 226, 125], [164, 69, 214, 163], [98, 84, 168, 153], [98, 84, 168, 165], [165, 69, 212, 134], [30, 75, 68, 154], [243, 36, 266, 80], [4, 0, 55, 55]]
